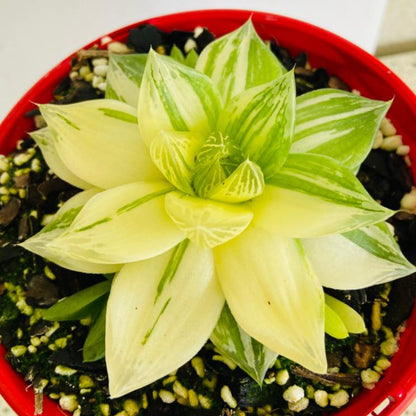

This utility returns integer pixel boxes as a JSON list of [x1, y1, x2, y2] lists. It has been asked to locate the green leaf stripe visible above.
[[154, 239, 190, 303], [211, 304, 277, 384], [98, 107, 138, 124], [116, 187, 175, 215], [292, 89, 390, 169], [268, 153, 392, 213], [343, 222, 414, 268]]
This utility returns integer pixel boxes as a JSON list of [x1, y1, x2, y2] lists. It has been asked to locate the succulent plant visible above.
[[21, 20, 415, 398]]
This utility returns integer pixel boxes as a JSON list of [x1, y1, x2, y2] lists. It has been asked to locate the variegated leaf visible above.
[[252, 153, 394, 238], [30, 128, 92, 190], [40, 99, 162, 189], [46, 182, 184, 264], [209, 159, 264, 203], [215, 226, 327, 374], [302, 222, 416, 289], [193, 131, 243, 198], [106, 241, 224, 397], [106, 53, 147, 107], [325, 294, 365, 334], [165, 191, 253, 248], [211, 303, 277, 384], [217, 71, 296, 177], [149, 130, 204, 194], [196, 20, 286, 103], [21, 189, 121, 273], [138, 50, 222, 146], [292, 89, 390, 170]]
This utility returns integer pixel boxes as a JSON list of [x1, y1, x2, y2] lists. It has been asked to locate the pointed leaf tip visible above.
[[196, 19, 286, 103]]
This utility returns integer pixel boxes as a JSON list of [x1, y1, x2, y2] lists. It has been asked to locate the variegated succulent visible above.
[[22, 21, 415, 398]]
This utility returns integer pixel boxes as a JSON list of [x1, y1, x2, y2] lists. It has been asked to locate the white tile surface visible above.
[[377, 0, 416, 55]]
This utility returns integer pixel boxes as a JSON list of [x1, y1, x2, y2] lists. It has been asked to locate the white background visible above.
[[0, 0, 387, 123]]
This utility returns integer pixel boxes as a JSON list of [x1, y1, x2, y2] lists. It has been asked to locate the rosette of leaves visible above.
[[22, 21, 415, 398]]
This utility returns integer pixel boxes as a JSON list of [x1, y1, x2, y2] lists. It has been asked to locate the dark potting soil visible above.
[[0, 24, 415, 416]]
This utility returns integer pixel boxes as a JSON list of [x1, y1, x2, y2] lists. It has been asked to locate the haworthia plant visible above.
[[24, 20, 414, 398]]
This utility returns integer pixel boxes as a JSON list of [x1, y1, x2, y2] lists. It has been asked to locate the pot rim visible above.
[[0, 9, 415, 416]]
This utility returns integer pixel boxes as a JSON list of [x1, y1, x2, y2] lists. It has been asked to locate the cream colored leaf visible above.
[[302, 222, 416, 289], [30, 127, 92, 190], [106, 241, 224, 397], [215, 226, 327, 374], [47, 182, 184, 264], [21, 189, 121, 273], [165, 191, 253, 248], [40, 99, 162, 189], [138, 50, 221, 146]]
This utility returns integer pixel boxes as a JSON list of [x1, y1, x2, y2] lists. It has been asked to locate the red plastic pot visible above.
[[0, 9, 415, 416]]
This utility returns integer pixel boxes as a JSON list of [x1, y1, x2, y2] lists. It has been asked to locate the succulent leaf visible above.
[[218, 71, 296, 177], [21, 190, 121, 273], [291, 89, 391, 170], [252, 153, 394, 238], [165, 191, 253, 248], [106, 53, 147, 107], [30, 127, 92, 190], [39, 100, 162, 189], [211, 303, 277, 384], [325, 294, 366, 334], [42, 280, 111, 321], [196, 19, 286, 103], [106, 241, 224, 397], [302, 222, 416, 289], [209, 159, 265, 203], [46, 182, 184, 264], [324, 304, 349, 339], [215, 226, 327, 374], [138, 50, 222, 146], [149, 130, 204, 194]]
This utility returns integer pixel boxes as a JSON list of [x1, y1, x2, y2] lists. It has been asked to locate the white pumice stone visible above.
[[92, 57, 108, 67], [396, 144, 410, 156], [376, 356, 391, 371], [97, 82, 107, 92], [108, 41, 131, 54], [289, 397, 309, 412], [314, 390, 329, 407], [276, 369, 290, 385], [101, 35, 113, 45], [380, 135, 403, 151], [220, 385, 237, 408], [380, 337, 399, 356], [94, 64, 108, 77], [380, 117, 397, 136], [283, 385, 305, 403], [92, 75, 104, 88], [329, 390, 349, 408], [400, 188, 416, 212], [159, 390, 176, 404], [361, 368, 381, 384], [184, 38, 198, 53], [194, 26, 204, 37], [59, 395, 79, 412]]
